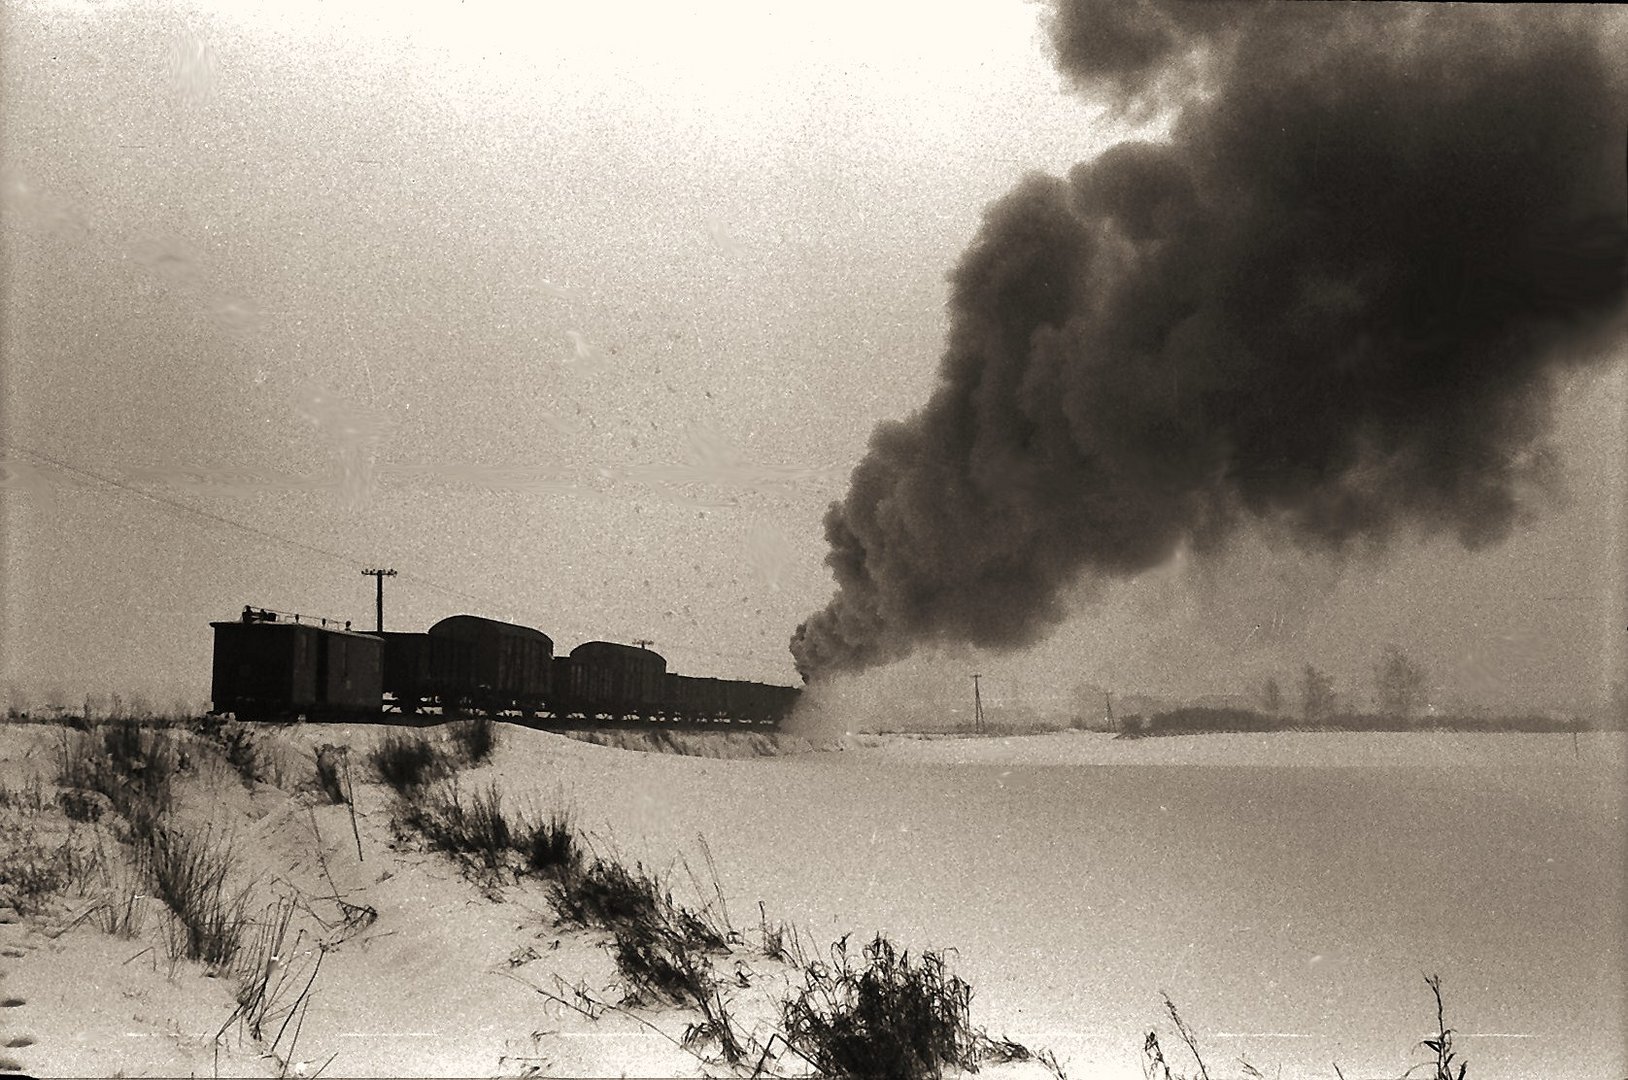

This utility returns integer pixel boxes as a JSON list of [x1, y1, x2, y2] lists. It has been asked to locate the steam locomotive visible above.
[[208, 606, 801, 728]]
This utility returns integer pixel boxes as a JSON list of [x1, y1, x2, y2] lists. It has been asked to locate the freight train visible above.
[[208, 606, 801, 728]]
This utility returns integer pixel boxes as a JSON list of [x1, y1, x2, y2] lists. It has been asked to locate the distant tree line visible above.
[[1126, 644, 1607, 736], [1142, 705, 1589, 736]]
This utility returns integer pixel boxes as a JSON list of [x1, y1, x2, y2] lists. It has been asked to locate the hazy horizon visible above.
[[3, 1, 1624, 716]]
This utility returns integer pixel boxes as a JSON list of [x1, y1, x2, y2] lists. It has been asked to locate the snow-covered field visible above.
[[521, 727, 1625, 1079], [0, 722, 1621, 1078]]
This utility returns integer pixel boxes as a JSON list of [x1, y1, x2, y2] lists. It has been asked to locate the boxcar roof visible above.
[[210, 620, 383, 642], [569, 640, 667, 666], [428, 614, 553, 643]]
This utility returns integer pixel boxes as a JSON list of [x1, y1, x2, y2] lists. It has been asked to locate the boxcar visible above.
[[766, 683, 801, 725], [379, 631, 478, 714], [662, 673, 696, 721], [560, 642, 667, 718], [737, 681, 800, 726], [210, 613, 382, 719], [425, 615, 553, 713], [380, 632, 429, 711], [663, 673, 727, 723]]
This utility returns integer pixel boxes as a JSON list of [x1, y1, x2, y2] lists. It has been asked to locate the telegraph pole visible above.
[[971, 673, 985, 735], [361, 568, 396, 633]]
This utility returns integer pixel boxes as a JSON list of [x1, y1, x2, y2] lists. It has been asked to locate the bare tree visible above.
[[1301, 665, 1336, 724], [1375, 644, 1429, 720], [1261, 677, 1283, 715]]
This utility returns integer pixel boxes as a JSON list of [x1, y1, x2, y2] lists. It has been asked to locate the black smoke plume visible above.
[[791, 3, 1626, 679]]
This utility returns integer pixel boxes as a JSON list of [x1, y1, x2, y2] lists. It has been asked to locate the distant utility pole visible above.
[[971, 673, 985, 736], [361, 568, 396, 633], [632, 638, 654, 650]]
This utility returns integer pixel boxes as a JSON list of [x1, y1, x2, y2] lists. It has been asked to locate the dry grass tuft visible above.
[[1415, 974, 1468, 1080], [549, 854, 726, 954], [397, 779, 514, 872], [147, 823, 253, 972], [609, 920, 717, 1009], [449, 715, 499, 765], [92, 844, 148, 938], [369, 731, 445, 795], [1144, 979, 1468, 1080], [55, 718, 179, 841], [192, 717, 268, 787], [779, 932, 980, 1080], [0, 831, 80, 915], [758, 899, 809, 967], [312, 744, 349, 805], [520, 808, 580, 876]]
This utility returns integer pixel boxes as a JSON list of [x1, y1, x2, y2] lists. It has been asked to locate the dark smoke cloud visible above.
[[791, 2, 1626, 680]]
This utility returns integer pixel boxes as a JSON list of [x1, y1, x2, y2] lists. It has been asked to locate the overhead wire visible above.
[[2, 442, 793, 673]]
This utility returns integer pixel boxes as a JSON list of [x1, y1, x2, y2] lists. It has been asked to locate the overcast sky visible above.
[[3, 0, 1624, 717]]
